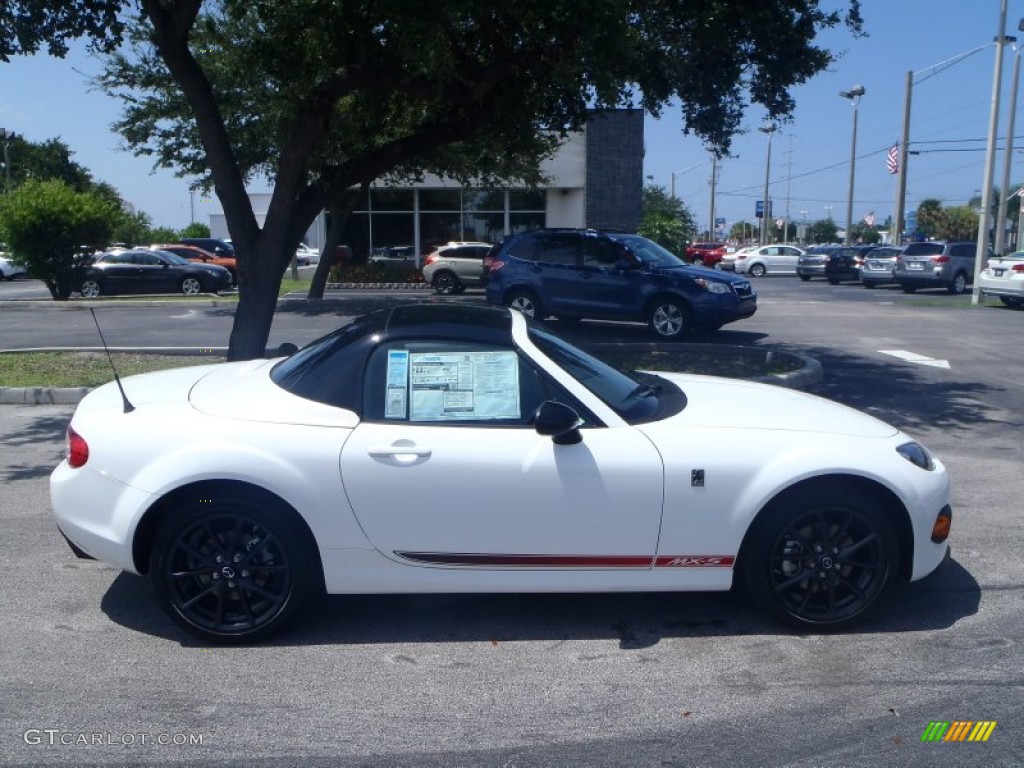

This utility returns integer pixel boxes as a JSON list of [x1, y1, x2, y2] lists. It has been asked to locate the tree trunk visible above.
[[227, 239, 290, 361], [308, 186, 365, 300]]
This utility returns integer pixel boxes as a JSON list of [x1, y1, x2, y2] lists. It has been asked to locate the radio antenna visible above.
[[89, 308, 135, 413]]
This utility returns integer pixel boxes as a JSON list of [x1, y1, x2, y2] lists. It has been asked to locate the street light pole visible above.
[[974, 0, 1010, 305], [759, 125, 776, 245], [839, 85, 866, 245], [996, 23, 1024, 254]]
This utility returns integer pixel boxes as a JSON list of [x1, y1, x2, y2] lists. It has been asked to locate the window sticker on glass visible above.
[[385, 350, 410, 419], [407, 351, 520, 421]]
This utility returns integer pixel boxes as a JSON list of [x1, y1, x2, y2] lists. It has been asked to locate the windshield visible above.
[[609, 234, 686, 268], [527, 323, 679, 423]]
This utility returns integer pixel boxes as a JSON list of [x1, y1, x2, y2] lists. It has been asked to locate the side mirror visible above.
[[270, 342, 299, 358], [533, 400, 583, 445]]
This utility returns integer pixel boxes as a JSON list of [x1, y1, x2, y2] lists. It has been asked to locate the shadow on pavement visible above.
[[100, 556, 979, 648], [0, 411, 67, 481]]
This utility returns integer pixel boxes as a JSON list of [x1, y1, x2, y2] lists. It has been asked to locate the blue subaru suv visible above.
[[483, 229, 756, 338]]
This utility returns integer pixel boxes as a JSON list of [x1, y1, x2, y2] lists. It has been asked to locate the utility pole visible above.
[[708, 154, 717, 241]]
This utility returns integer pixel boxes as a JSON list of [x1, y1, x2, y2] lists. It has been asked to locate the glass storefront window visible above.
[[370, 189, 414, 211], [419, 190, 462, 211], [463, 189, 505, 212], [509, 189, 546, 211], [420, 212, 463, 249], [463, 213, 506, 243], [509, 212, 546, 233]]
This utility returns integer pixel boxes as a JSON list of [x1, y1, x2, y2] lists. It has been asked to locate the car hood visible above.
[[646, 373, 898, 438], [189, 359, 358, 427], [651, 263, 749, 285]]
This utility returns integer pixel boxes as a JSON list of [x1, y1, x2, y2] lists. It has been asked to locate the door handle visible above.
[[368, 444, 432, 458]]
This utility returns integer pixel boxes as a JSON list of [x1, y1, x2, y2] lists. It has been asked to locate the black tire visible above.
[[863, 281, 877, 289], [505, 289, 543, 319], [947, 272, 968, 295], [900, 285, 916, 294], [647, 297, 690, 339], [828, 278, 840, 286], [743, 484, 899, 630], [750, 264, 767, 277], [80, 279, 102, 298], [180, 276, 204, 295], [799, 275, 811, 282], [999, 295, 1024, 308], [149, 497, 317, 643], [432, 271, 461, 295], [693, 257, 705, 267]]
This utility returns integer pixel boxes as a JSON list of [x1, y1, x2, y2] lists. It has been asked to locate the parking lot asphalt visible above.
[[1, 277, 1023, 767]]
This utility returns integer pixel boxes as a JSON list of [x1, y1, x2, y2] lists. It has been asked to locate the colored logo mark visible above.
[[921, 721, 997, 742]]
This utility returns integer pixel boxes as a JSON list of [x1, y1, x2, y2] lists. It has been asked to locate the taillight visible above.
[[423, 255, 437, 266], [1013, 264, 1024, 273], [66, 426, 89, 468], [932, 255, 949, 264], [486, 258, 506, 273]]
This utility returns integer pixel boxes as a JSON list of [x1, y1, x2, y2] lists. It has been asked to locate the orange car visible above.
[[151, 243, 238, 285]]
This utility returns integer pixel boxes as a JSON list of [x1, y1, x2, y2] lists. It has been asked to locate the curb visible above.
[[0, 387, 93, 405]]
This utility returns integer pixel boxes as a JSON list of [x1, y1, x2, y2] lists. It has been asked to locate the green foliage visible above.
[[848, 222, 880, 245], [328, 262, 424, 284], [179, 221, 211, 238], [109, 208, 153, 246], [0, 179, 117, 299], [149, 226, 180, 243], [0, 0, 124, 61], [807, 219, 839, 244], [914, 200, 983, 242], [916, 199, 944, 240], [638, 184, 695, 254]]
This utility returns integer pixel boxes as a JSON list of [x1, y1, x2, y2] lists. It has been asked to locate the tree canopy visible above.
[[637, 184, 695, 255], [6, 0, 864, 359]]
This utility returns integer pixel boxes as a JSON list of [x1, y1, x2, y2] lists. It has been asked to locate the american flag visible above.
[[886, 143, 899, 174], [863, 211, 876, 227]]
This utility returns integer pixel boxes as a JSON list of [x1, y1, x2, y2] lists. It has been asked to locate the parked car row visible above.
[[79, 248, 233, 298]]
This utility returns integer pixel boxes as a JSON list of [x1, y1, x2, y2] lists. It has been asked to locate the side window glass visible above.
[[534, 233, 579, 266], [581, 237, 620, 268], [363, 341, 551, 426], [506, 236, 537, 262]]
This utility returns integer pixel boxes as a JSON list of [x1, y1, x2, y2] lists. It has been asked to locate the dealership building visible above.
[[209, 110, 644, 258]]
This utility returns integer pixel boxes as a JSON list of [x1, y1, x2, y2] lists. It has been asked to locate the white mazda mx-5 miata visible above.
[[51, 303, 952, 643]]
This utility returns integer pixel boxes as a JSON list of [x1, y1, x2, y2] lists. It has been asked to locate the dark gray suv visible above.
[[893, 241, 985, 294]]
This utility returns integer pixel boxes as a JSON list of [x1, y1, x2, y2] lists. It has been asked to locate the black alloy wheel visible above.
[[743, 485, 898, 630], [432, 271, 461, 295], [150, 500, 316, 643]]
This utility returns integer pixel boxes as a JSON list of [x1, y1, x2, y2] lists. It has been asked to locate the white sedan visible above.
[[51, 304, 952, 643], [732, 244, 805, 276], [979, 251, 1024, 308], [0, 253, 28, 280]]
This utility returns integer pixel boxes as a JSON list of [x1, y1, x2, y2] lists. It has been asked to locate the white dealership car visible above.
[[732, 244, 805, 276], [51, 304, 952, 643], [0, 252, 28, 280], [978, 251, 1024, 308]]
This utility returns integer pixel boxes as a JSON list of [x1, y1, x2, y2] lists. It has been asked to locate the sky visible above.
[[0, 0, 1021, 235]]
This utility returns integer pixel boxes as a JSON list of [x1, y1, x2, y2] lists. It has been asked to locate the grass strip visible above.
[[0, 352, 221, 388]]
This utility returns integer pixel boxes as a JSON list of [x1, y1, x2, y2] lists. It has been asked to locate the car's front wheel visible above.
[[799, 275, 811, 282], [180, 277, 204, 295], [750, 264, 766, 277], [647, 298, 690, 339], [80, 279, 102, 298], [149, 498, 317, 643], [505, 289, 543, 319], [432, 271, 461, 295], [743, 483, 898, 630]]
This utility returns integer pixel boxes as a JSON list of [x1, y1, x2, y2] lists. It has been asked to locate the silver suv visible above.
[[893, 241, 985, 294], [421, 241, 492, 294]]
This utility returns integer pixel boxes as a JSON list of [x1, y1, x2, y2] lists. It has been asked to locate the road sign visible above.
[[756, 200, 773, 219]]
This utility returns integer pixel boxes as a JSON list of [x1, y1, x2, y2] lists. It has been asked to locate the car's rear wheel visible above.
[[901, 285, 916, 294], [647, 298, 690, 339], [999, 295, 1024, 308], [149, 499, 316, 643], [505, 289, 543, 319], [432, 271, 461, 295], [80, 279, 102, 298], [828, 278, 840, 285], [743, 484, 898, 630], [947, 272, 968, 295], [799, 275, 811, 282], [863, 281, 877, 289], [180, 277, 203, 295], [692, 257, 704, 267], [750, 264, 766, 277]]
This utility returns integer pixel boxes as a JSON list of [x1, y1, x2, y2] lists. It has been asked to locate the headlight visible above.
[[897, 441, 934, 471], [695, 279, 731, 294]]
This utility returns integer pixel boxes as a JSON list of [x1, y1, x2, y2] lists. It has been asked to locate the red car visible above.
[[684, 242, 728, 268]]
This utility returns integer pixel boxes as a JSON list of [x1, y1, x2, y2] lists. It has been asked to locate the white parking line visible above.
[[878, 349, 951, 369]]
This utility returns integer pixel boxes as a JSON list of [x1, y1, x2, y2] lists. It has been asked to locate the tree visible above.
[[179, 221, 211, 238], [0, 179, 117, 299], [940, 206, 977, 241], [637, 184, 695, 254], [847, 221, 880, 245], [807, 219, 838, 244], [915, 199, 944, 240], [10, 0, 863, 360]]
